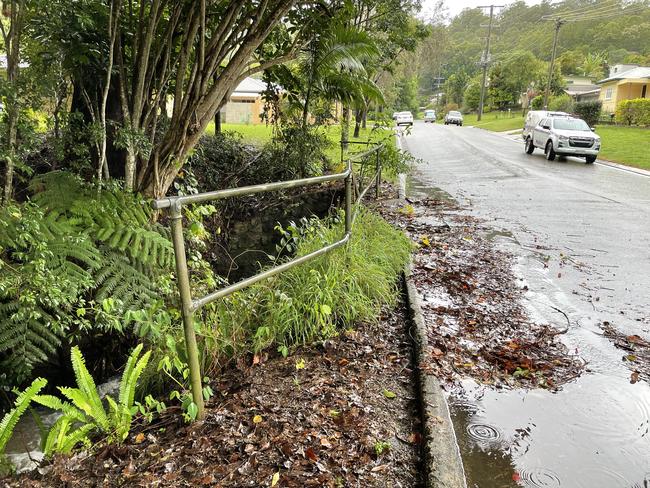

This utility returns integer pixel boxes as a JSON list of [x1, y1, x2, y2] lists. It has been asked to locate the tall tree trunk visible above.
[[2, 113, 18, 204], [341, 106, 350, 151], [1, 0, 25, 204], [362, 107, 367, 129], [301, 82, 313, 129], [97, 0, 121, 184], [353, 109, 362, 138], [215, 110, 222, 134]]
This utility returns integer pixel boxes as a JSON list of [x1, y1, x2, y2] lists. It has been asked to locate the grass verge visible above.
[[205, 208, 412, 358], [595, 126, 650, 170], [463, 111, 525, 132]]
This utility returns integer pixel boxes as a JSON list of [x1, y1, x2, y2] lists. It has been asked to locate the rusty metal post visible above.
[[345, 160, 352, 234], [169, 202, 205, 420]]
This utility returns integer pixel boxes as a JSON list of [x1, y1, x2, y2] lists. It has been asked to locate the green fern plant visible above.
[[1, 172, 173, 388], [34, 344, 152, 456], [0, 378, 48, 461], [30, 171, 173, 268]]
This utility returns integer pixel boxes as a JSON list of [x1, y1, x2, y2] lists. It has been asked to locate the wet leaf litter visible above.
[[10, 305, 423, 487], [379, 193, 585, 390], [600, 321, 649, 384]]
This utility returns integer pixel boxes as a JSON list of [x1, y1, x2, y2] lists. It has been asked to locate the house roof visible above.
[[232, 77, 268, 96], [564, 83, 600, 96], [567, 88, 601, 97], [597, 66, 650, 84]]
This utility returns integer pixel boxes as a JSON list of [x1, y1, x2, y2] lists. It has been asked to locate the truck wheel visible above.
[[525, 137, 534, 154], [545, 141, 556, 161], [585, 155, 596, 164]]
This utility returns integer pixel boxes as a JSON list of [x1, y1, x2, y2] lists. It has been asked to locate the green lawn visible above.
[[205, 121, 273, 144], [463, 111, 525, 132], [595, 126, 650, 170], [204, 121, 394, 169]]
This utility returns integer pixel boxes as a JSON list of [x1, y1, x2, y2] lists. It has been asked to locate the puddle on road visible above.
[[407, 177, 455, 202], [407, 173, 650, 488], [450, 374, 650, 488]]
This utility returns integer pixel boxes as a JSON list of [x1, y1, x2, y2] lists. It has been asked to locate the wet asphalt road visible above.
[[402, 121, 650, 487]]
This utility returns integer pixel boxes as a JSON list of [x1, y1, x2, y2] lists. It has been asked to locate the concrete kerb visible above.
[[403, 264, 467, 488], [396, 134, 467, 488]]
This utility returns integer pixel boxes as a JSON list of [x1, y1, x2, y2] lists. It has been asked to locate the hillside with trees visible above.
[[413, 0, 649, 110]]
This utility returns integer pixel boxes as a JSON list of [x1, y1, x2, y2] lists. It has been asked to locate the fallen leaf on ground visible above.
[[271, 472, 280, 487]]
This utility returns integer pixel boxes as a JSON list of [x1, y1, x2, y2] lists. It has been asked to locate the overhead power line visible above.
[[542, 1, 646, 22], [563, 5, 647, 22], [545, 0, 619, 20]]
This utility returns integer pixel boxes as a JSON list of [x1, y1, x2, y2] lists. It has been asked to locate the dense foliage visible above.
[[203, 209, 412, 358], [616, 98, 650, 126], [574, 100, 603, 126], [0, 172, 173, 389]]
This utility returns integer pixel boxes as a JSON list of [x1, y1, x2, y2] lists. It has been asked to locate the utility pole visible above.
[[543, 19, 564, 110], [477, 5, 503, 121]]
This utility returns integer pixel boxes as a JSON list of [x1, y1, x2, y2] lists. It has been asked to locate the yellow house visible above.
[[598, 64, 650, 114]]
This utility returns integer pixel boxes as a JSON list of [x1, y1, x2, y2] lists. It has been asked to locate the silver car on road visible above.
[[526, 116, 601, 164]]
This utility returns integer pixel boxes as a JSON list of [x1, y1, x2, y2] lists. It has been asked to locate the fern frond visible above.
[[94, 252, 159, 310], [33, 395, 87, 423], [69, 347, 110, 431], [119, 344, 143, 406], [120, 346, 150, 409], [58, 423, 94, 455], [42, 415, 88, 457], [0, 378, 48, 455]]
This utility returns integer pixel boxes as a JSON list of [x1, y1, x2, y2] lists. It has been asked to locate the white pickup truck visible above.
[[525, 116, 601, 164]]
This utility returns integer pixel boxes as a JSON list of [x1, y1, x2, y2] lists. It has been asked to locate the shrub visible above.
[[186, 131, 258, 191], [187, 126, 330, 192], [616, 98, 650, 126], [573, 100, 602, 127], [264, 125, 330, 178], [549, 94, 574, 113], [531, 95, 544, 110]]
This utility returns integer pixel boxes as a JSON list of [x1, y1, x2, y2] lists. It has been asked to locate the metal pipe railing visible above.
[[153, 144, 383, 420]]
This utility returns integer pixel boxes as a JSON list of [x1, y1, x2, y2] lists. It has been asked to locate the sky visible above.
[[421, 0, 544, 21]]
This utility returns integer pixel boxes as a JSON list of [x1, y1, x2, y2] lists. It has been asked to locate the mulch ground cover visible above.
[[7, 305, 423, 488], [376, 193, 585, 391]]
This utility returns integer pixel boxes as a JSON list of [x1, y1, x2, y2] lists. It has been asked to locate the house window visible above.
[[642, 85, 647, 98], [605, 87, 613, 100]]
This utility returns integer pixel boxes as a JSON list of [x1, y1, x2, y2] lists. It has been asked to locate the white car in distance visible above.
[[395, 111, 414, 126], [424, 110, 436, 123]]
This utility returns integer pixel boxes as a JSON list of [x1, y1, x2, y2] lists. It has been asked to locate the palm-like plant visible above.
[[298, 23, 383, 127]]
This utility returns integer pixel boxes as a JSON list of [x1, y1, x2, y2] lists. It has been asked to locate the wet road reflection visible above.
[[403, 121, 650, 487]]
